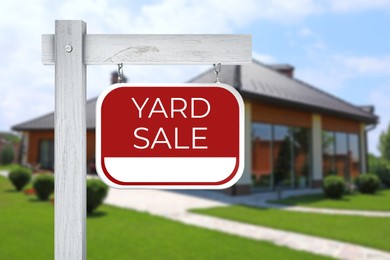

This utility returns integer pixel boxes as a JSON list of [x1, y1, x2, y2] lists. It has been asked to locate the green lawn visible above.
[[192, 205, 390, 252], [0, 176, 330, 260], [268, 190, 390, 211]]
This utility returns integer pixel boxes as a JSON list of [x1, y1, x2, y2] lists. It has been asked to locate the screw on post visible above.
[[65, 44, 73, 53]]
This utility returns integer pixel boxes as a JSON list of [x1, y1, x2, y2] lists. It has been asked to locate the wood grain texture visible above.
[[322, 115, 360, 133], [54, 20, 86, 260], [251, 101, 312, 128], [43, 34, 252, 65]]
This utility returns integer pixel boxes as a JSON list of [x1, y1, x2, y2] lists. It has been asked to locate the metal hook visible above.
[[117, 63, 123, 83], [213, 63, 221, 83]]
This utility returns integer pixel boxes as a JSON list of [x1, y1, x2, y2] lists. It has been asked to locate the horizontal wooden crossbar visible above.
[[42, 34, 252, 65]]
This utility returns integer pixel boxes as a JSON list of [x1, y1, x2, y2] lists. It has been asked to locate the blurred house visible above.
[[12, 60, 378, 195]]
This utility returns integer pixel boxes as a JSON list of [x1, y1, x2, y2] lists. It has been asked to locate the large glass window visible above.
[[335, 132, 348, 179], [292, 127, 310, 188], [273, 125, 292, 188], [348, 134, 360, 178], [322, 131, 335, 175], [322, 131, 360, 181], [252, 123, 272, 191], [39, 139, 54, 170], [252, 123, 311, 190]]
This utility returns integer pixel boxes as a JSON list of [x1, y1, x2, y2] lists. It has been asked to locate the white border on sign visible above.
[[95, 83, 245, 189]]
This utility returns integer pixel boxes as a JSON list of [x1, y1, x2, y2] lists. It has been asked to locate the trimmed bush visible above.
[[323, 175, 345, 199], [87, 179, 108, 214], [1, 144, 14, 165], [356, 173, 381, 194], [33, 174, 54, 201], [8, 166, 32, 191]]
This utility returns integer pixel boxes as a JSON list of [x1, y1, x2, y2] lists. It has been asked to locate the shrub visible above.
[[323, 175, 345, 199], [87, 179, 108, 214], [376, 168, 390, 188], [1, 144, 14, 165], [8, 166, 32, 191], [368, 156, 390, 187], [356, 173, 381, 194], [33, 174, 54, 201]]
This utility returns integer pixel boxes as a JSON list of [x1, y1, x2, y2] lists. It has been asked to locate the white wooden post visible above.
[[44, 19, 251, 260], [54, 20, 86, 260]]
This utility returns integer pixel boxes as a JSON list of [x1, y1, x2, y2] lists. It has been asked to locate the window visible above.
[[322, 131, 360, 181], [348, 134, 360, 178], [252, 123, 272, 190], [335, 132, 348, 179], [273, 125, 292, 187], [292, 127, 310, 188], [39, 140, 54, 170], [322, 131, 335, 175], [252, 123, 311, 190]]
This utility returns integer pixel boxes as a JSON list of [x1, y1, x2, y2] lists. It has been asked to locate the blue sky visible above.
[[0, 0, 389, 155]]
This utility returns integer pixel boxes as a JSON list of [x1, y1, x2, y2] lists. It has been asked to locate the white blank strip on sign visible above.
[[104, 157, 236, 182]]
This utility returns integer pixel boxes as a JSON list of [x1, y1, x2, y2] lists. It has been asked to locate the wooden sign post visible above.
[[42, 20, 251, 260]]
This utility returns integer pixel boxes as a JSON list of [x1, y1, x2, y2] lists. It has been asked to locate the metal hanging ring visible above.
[[117, 63, 123, 83], [213, 63, 221, 83]]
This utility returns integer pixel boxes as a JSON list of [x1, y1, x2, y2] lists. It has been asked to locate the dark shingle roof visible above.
[[190, 60, 377, 124], [12, 60, 377, 131], [13, 98, 97, 131]]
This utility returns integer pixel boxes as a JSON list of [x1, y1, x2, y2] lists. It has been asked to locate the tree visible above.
[[379, 122, 390, 162], [1, 144, 14, 165]]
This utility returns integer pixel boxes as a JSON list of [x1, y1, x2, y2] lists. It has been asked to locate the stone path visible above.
[[105, 189, 390, 260], [261, 202, 390, 217]]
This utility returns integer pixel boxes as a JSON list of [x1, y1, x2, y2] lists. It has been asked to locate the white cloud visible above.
[[296, 53, 390, 93], [341, 56, 390, 75], [298, 27, 314, 37], [296, 67, 350, 93], [328, 0, 390, 12], [252, 52, 278, 63]]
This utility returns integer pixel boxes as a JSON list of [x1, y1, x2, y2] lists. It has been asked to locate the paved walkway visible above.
[[262, 202, 390, 217], [0, 170, 7, 177], [105, 189, 390, 260]]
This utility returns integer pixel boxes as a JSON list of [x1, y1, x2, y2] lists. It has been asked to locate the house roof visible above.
[[12, 60, 377, 131], [12, 98, 98, 131], [190, 60, 378, 124]]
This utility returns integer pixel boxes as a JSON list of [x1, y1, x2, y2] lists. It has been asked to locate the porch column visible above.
[[227, 101, 252, 195], [359, 123, 367, 173], [312, 114, 323, 188], [21, 131, 29, 166]]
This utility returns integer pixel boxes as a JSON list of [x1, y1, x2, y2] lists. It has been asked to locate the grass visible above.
[[192, 205, 390, 252], [268, 190, 390, 211], [0, 176, 331, 260]]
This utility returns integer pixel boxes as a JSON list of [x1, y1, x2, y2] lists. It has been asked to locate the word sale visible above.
[[131, 97, 211, 150]]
